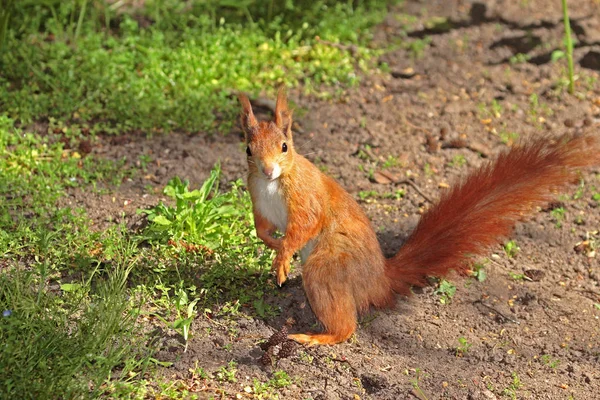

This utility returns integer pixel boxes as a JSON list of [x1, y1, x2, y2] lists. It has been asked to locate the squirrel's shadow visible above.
[[263, 217, 568, 334], [262, 228, 414, 335]]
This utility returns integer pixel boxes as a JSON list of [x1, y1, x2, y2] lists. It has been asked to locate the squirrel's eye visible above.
[[282, 143, 288, 153], [246, 146, 252, 157]]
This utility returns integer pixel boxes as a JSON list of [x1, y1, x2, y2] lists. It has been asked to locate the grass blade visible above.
[[562, 0, 575, 94]]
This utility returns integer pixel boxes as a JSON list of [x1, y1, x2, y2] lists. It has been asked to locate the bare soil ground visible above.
[[62, 0, 600, 398]]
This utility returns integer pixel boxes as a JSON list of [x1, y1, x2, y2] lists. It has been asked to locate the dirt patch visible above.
[[61, 0, 600, 398]]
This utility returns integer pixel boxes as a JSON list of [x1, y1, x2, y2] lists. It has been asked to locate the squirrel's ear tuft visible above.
[[274, 87, 293, 139], [238, 93, 258, 139]]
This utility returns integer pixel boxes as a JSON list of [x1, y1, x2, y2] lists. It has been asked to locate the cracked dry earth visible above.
[[58, 0, 600, 398]]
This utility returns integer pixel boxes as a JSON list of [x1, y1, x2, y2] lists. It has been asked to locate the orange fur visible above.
[[239, 90, 600, 345], [386, 134, 600, 295]]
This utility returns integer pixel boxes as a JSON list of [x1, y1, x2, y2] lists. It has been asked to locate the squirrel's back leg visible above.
[[288, 252, 358, 345]]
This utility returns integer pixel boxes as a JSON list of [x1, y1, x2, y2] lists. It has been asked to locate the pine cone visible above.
[[266, 326, 288, 347], [260, 350, 273, 366], [278, 340, 297, 359], [259, 341, 270, 351]]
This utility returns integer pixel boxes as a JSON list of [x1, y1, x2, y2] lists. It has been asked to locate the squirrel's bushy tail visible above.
[[385, 134, 600, 295]]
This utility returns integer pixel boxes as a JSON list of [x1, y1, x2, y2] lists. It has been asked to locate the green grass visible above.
[[0, 116, 149, 398], [0, 115, 282, 397], [0, 115, 127, 261], [0, 1, 401, 397], [1, 0, 396, 134], [0, 255, 147, 398]]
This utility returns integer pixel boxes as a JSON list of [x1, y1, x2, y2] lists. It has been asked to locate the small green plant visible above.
[[562, 0, 575, 94], [456, 337, 472, 355], [408, 36, 432, 59], [594, 303, 600, 310], [500, 131, 519, 146], [528, 93, 540, 123], [299, 351, 315, 364], [509, 53, 531, 64], [252, 379, 271, 396], [153, 285, 200, 352], [356, 145, 372, 161], [358, 190, 379, 201], [270, 370, 293, 388], [384, 189, 406, 200], [471, 263, 487, 282], [592, 193, 600, 202], [222, 343, 233, 352], [191, 362, 209, 380], [138, 154, 153, 172], [215, 361, 238, 383], [0, 239, 147, 399], [140, 165, 243, 249], [526, 93, 553, 126], [252, 370, 292, 396], [491, 99, 503, 117], [252, 298, 278, 319], [504, 240, 520, 258], [363, 166, 376, 181], [424, 163, 435, 177], [550, 207, 566, 228], [502, 372, 523, 400], [551, 49, 566, 62], [358, 189, 405, 201], [478, 100, 503, 119], [573, 179, 585, 200], [448, 155, 467, 168], [509, 271, 525, 281], [435, 280, 456, 304], [382, 155, 400, 169], [410, 368, 429, 400], [540, 354, 560, 369], [477, 102, 488, 118]]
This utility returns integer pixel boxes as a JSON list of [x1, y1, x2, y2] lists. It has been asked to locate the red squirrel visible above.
[[239, 89, 600, 346]]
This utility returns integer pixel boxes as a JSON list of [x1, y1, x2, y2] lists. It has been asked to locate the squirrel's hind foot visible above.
[[289, 332, 351, 346]]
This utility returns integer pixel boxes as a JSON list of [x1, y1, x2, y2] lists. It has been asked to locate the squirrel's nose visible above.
[[262, 166, 274, 178]]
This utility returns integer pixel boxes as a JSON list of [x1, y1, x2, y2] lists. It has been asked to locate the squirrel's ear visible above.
[[274, 87, 293, 139], [238, 93, 258, 139]]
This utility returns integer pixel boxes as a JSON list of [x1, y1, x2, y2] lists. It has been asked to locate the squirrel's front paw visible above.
[[272, 258, 290, 287]]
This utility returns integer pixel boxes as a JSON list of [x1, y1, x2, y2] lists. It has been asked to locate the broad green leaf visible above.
[[152, 215, 172, 226], [60, 283, 83, 292]]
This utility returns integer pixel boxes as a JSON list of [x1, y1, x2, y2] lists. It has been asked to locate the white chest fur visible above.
[[254, 178, 288, 233], [252, 177, 317, 263]]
